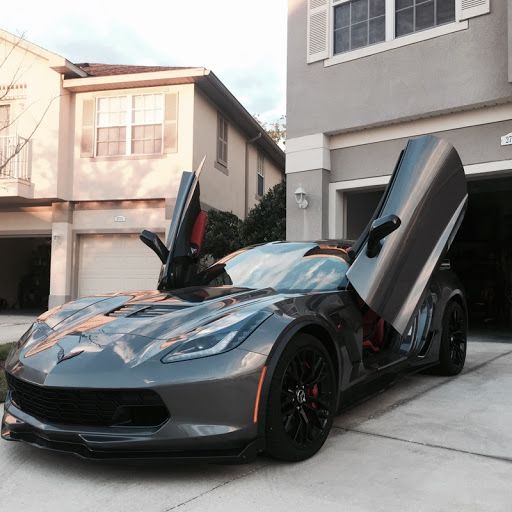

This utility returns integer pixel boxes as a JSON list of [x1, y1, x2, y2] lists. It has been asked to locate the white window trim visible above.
[[94, 93, 164, 157], [326, 0, 468, 67]]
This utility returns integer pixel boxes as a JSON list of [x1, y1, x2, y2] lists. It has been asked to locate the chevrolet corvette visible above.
[[1, 135, 468, 462]]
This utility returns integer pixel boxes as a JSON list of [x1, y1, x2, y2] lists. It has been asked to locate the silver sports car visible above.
[[2, 135, 468, 462]]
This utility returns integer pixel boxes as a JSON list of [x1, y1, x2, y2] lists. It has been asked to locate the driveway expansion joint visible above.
[[162, 463, 269, 511], [333, 426, 512, 464]]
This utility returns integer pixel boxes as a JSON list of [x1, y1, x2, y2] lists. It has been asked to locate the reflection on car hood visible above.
[[8, 287, 280, 380]]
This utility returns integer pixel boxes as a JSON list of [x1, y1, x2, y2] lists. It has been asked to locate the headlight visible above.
[[161, 310, 272, 363]]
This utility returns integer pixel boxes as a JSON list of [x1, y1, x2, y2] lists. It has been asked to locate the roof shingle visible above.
[[76, 63, 193, 77]]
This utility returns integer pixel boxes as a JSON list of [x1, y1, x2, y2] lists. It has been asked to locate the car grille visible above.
[[6, 374, 169, 428]]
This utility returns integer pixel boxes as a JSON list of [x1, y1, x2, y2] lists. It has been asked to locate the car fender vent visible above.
[[108, 304, 149, 317]]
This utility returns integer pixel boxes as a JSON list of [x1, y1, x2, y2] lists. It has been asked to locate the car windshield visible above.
[[194, 243, 350, 293]]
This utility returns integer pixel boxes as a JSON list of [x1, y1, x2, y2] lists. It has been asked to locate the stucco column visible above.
[[285, 134, 331, 240], [48, 202, 74, 308]]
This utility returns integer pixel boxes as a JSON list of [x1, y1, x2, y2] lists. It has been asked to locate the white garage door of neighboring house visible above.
[[77, 234, 164, 298]]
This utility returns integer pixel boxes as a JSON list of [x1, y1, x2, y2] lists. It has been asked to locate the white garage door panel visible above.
[[77, 234, 163, 297]]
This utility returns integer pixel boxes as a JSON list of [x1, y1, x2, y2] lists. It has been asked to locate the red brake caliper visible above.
[[306, 384, 318, 409], [304, 361, 319, 408]]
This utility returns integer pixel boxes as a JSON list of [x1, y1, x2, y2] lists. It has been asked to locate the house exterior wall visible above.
[[287, 168, 330, 241], [286, 0, 512, 241], [193, 89, 284, 218], [192, 89, 246, 217], [331, 119, 512, 182], [71, 84, 195, 202], [288, 0, 510, 139], [0, 208, 52, 235]]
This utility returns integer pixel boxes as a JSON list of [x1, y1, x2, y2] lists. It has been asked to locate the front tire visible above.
[[265, 334, 336, 462], [437, 300, 467, 376]]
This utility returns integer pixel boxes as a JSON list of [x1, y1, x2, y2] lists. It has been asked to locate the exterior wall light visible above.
[[294, 185, 308, 209]]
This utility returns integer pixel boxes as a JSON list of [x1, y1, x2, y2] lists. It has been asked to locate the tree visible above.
[[0, 33, 55, 176], [253, 115, 286, 148]]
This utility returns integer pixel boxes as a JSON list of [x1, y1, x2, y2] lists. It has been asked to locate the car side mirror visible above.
[[140, 230, 169, 264], [367, 214, 401, 258]]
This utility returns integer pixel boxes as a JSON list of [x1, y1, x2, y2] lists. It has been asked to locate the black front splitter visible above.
[[2, 412, 263, 464]]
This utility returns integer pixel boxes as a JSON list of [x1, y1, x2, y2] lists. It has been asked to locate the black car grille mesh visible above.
[[6, 374, 169, 428]]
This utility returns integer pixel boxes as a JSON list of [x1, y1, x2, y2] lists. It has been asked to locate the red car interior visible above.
[[190, 210, 208, 255], [362, 309, 386, 353]]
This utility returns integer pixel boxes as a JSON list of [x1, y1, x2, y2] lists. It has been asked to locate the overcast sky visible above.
[[2, 0, 287, 123]]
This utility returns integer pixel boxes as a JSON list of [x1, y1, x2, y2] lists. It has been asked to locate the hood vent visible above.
[[108, 303, 185, 318]]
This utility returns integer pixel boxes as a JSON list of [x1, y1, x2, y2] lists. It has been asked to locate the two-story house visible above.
[[287, 0, 512, 327], [0, 29, 284, 310]]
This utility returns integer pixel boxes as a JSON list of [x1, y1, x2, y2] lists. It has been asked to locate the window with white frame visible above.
[[95, 94, 163, 156], [257, 152, 265, 196], [395, 0, 455, 37], [332, 0, 455, 55], [334, 0, 385, 54], [217, 113, 228, 167]]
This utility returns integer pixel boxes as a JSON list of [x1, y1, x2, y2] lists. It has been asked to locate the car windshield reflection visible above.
[[194, 243, 350, 293]]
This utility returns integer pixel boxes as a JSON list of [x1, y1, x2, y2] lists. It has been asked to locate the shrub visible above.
[[241, 181, 286, 246], [202, 210, 244, 260]]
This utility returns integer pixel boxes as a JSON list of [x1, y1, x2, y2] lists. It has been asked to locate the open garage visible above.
[[0, 237, 51, 312], [450, 176, 512, 331], [342, 174, 512, 334]]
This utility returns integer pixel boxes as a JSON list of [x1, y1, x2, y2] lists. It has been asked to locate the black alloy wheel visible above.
[[265, 333, 336, 461], [438, 300, 467, 376]]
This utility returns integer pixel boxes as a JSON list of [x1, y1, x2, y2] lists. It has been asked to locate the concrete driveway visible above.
[[1, 340, 511, 511], [0, 313, 36, 344]]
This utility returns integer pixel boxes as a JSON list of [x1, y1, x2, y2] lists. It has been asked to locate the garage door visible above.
[[77, 233, 164, 297]]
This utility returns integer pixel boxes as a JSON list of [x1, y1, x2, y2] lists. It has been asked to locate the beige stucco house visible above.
[[0, 29, 284, 310]]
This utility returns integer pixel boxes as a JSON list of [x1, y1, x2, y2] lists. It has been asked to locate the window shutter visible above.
[[457, 0, 490, 21], [163, 93, 178, 153], [307, 0, 330, 63], [80, 99, 94, 158]]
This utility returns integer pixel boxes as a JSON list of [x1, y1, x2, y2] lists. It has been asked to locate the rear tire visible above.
[[265, 334, 336, 462], [437, 300, 467, 376]]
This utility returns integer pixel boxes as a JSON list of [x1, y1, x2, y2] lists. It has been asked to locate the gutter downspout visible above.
[[245, 132, 262, 218]]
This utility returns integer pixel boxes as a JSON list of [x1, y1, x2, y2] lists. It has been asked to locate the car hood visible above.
[[7, 286, 281, 383]]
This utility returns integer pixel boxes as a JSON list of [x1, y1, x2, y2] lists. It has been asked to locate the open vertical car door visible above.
[[346, 135, 468, 335], [156, 157, 208, 290]]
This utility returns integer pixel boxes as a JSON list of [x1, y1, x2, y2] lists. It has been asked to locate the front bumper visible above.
[[2, 347, 268, 462], [1, 405, 262, 462]]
